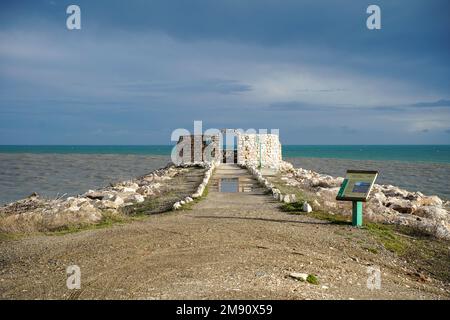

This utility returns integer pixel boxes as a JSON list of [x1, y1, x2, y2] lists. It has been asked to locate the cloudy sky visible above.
[[0, 0, 449, 144]]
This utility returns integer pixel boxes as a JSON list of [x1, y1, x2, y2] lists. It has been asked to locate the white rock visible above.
[[173, 202, 181, 210], [414, 206, 448, 220], [121, 187, 137, 193], [416, 195, 443, 207], [102, 193, 114, 200], [136, 186, 151, 195], [435, 220, 450, 239], [382, 185, 409, 198], [386, 198, 416, 214], [112, 195, 124, 206], [303, 202, 313, 213], [67, 205, 80, 212], [289, 272, 308, 281], [131, 194, 145, 203]]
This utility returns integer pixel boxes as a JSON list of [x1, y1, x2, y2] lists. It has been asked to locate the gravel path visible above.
[[0, 164, 448, 299]]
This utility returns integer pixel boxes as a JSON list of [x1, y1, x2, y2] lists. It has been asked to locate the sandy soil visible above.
[[0, 164, 448, 299]]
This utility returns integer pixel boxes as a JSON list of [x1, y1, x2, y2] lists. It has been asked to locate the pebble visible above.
[[289, 272, 308, 281]]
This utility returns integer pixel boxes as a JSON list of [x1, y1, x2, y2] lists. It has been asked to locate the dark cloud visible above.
[[409, 99, 450, 108], [370, 99, 450, 112]]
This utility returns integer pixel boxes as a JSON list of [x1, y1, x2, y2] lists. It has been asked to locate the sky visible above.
[[0, 0, 449, 145]]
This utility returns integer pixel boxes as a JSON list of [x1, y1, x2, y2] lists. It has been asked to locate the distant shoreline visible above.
[[1, 145, 449, 164]]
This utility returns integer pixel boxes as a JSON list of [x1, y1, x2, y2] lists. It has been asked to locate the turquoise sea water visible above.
[[1, 145, 449, 163]]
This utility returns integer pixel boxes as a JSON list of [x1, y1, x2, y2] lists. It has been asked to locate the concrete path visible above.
[[197, 164, 271, 211]]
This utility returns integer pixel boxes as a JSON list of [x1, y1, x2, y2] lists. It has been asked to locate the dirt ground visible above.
[[0, 164, 449, 299]]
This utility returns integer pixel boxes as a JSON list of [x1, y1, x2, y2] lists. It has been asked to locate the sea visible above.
[[0, 145, 449, 204]]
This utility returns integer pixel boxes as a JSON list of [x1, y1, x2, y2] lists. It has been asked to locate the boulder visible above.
[[111, 195, 124, 207], [414, 206, 448, 220], [289, 272, 308, 281], [303, 202, 313, 213], [310, 178, 321, 188], [85, 191, 105, 200], [435, 220, 450, 239], [370, 191, 387, 206], [136, 186, 150, 195], [67, 204, 81, 212], [173, 202, 181, 210], [311, 177, 342, 188], [121, 187, 138, 193], [279, 161, 294, 172], [416, 195, 443, 207], [97, 200, 120, 210], [130, 194, 145, 203], [386, 199, 416, 214], [382, 185, 409, 198]]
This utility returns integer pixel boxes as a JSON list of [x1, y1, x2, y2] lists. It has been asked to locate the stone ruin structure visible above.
[[236, 133, 282, 168], [175, 129, 282, 169]]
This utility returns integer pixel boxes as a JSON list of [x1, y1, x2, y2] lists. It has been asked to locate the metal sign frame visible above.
[[336, 170, 378, 227], [336, 170, 378, 202]]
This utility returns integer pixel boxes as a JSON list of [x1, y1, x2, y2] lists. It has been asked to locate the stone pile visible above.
[[278, 161, 450, 239], [0, 164, 184, 232]]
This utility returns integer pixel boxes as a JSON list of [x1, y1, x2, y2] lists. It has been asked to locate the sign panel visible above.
[[336, 170, 378, 202]]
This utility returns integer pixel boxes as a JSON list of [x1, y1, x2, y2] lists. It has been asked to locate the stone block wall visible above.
[[175, 132, 282, 168], [236, 133, 282, 168], [175, 134, 220, 164]]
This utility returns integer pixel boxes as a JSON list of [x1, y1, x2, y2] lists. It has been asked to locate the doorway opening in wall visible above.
[[222, 135, 238, 164]]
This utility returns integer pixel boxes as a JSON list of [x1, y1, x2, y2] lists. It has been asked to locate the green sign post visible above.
[[336, 170, 378, 227], [352, 201, 363, 227]]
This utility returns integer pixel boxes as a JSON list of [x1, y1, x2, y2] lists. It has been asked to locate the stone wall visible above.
[[175, 135, 220, 164], [237, 133, 282, 168]]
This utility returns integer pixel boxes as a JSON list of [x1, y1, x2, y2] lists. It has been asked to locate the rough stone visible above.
[[414, 206, 448, 220], [289, 272, 308, 281], [173, 202, 181, 210], [303, 202, 313, 213]]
